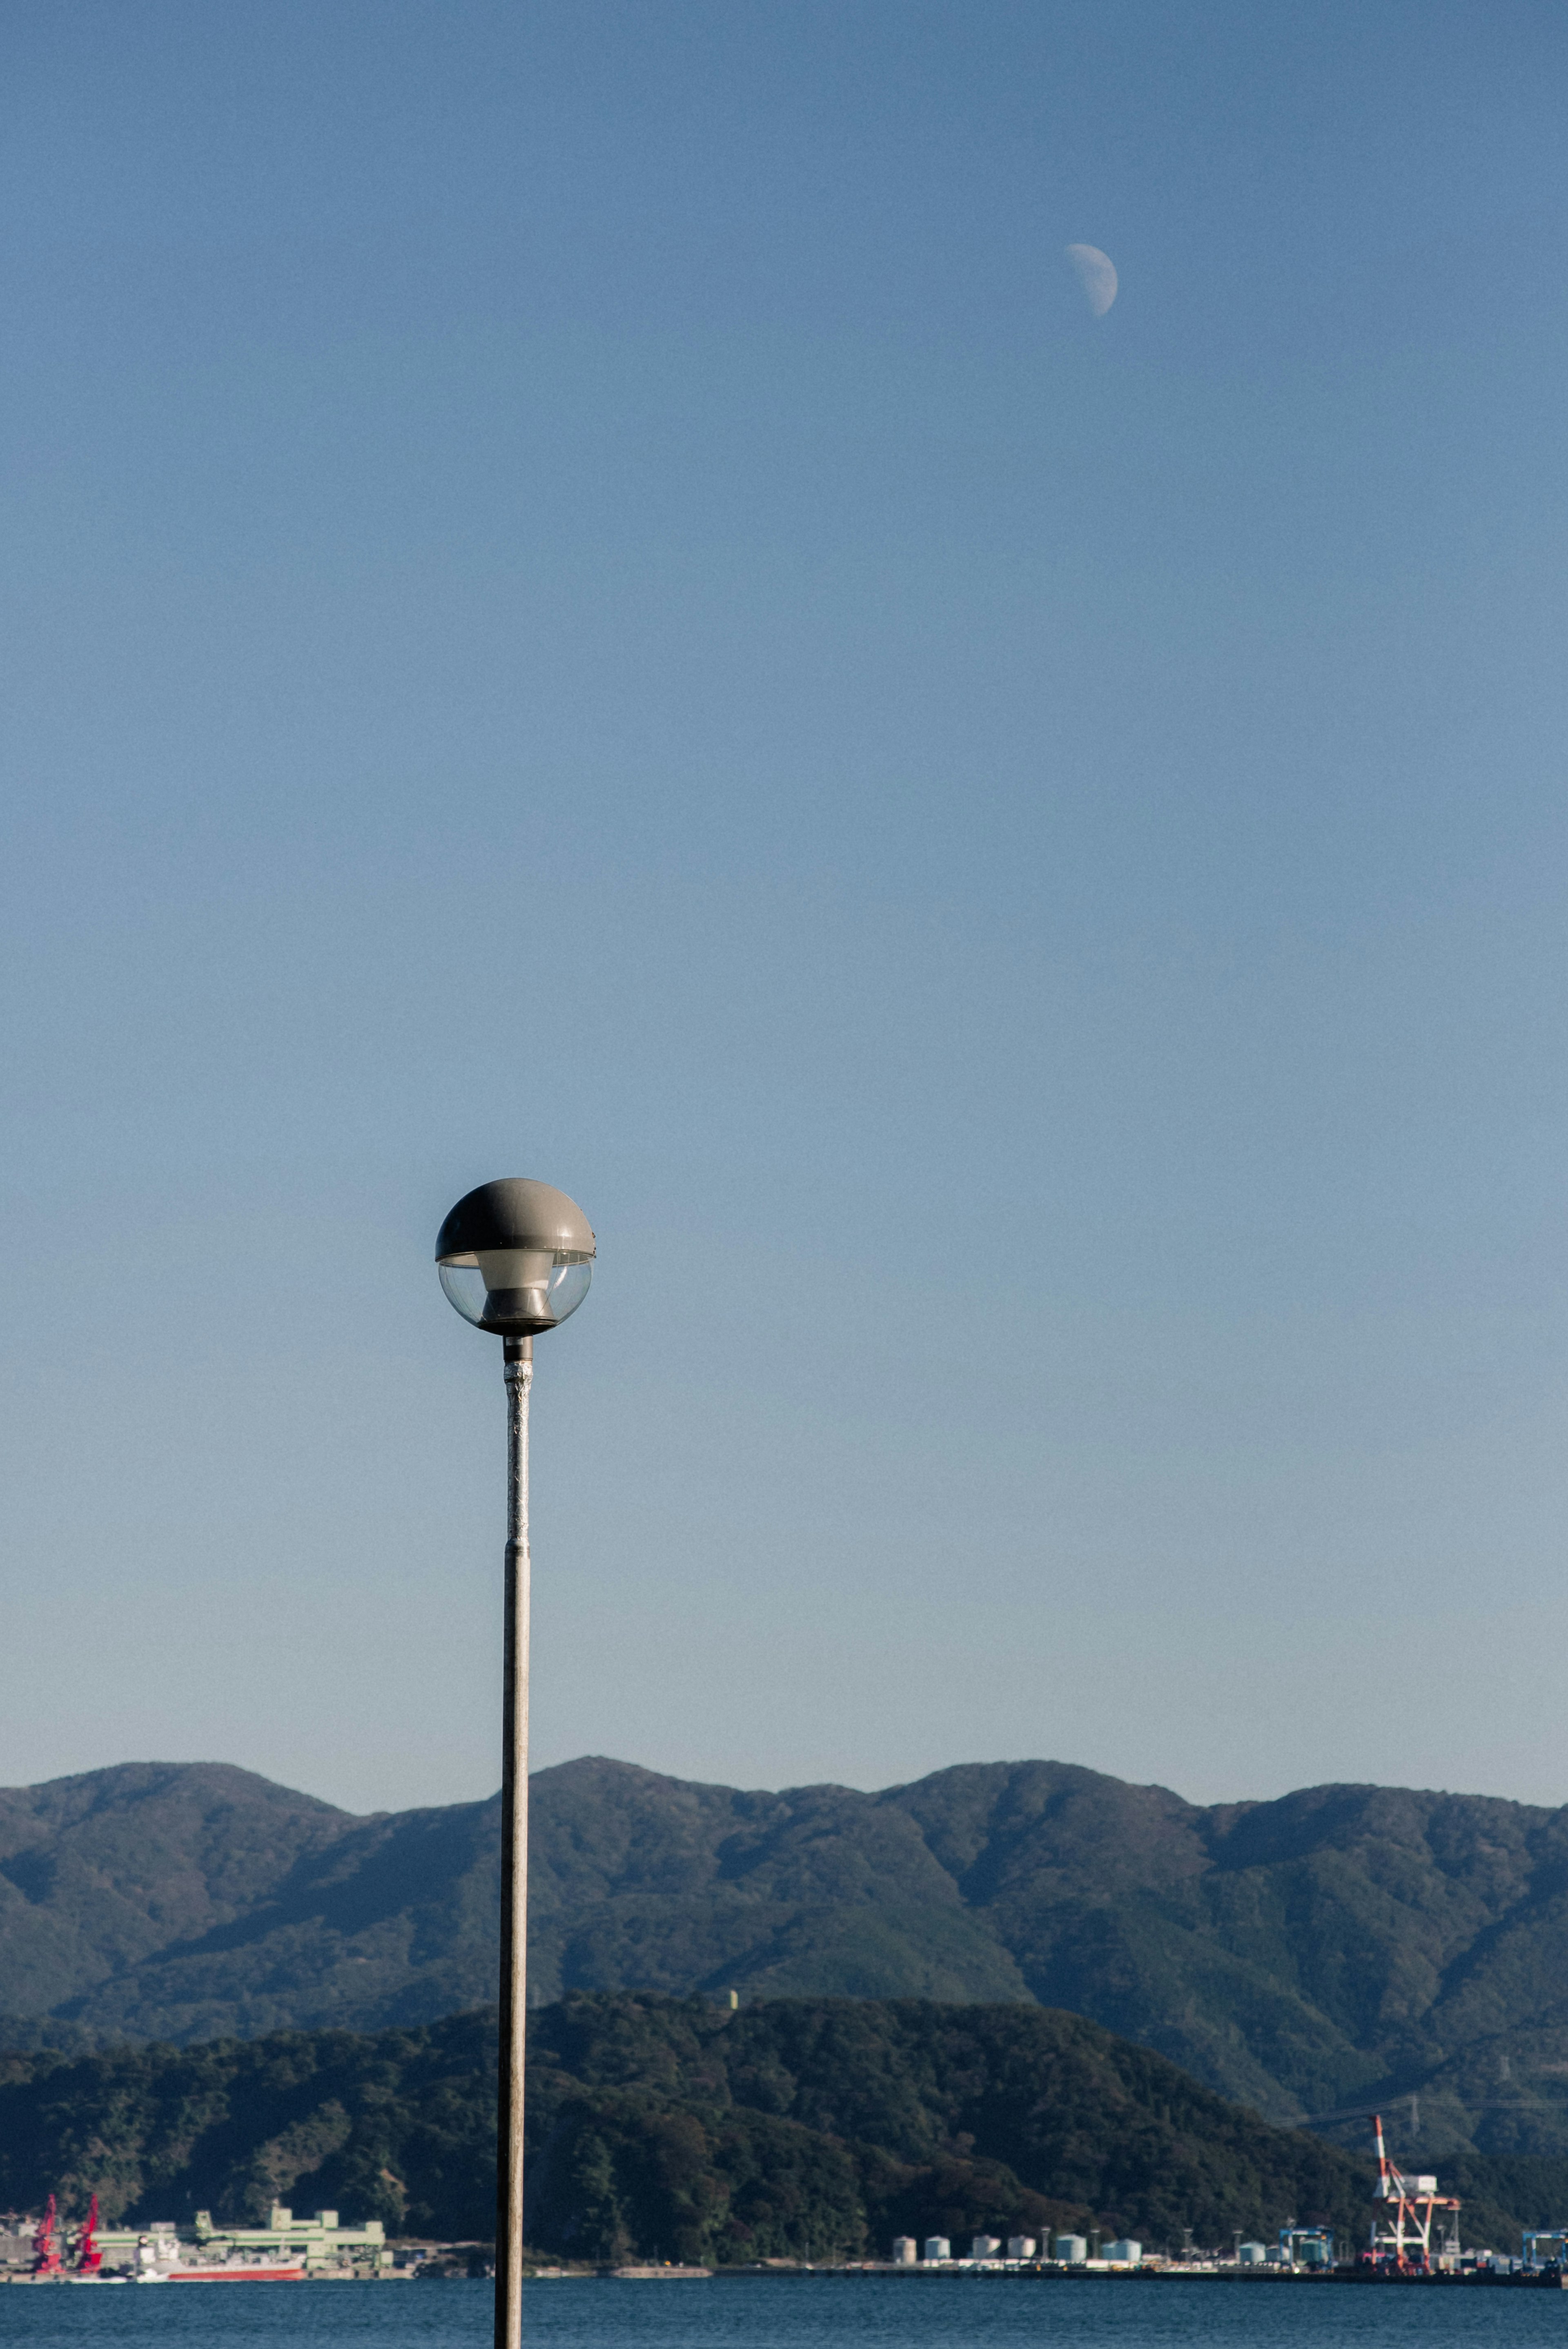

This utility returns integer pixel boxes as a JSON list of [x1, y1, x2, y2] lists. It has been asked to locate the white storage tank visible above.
[[891, 2238, 917, 2264], [1238, 2242, 1268, 2265], [1103, 2240, 1142, 2266], [1053, 2234, 1088, 2263], [1007, 2236, 1036, 2260], [970, 2236, 1001, 2260], [923, 2237, 951, 2263]]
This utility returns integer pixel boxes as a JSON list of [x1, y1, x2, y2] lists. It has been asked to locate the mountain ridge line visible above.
[[4, 1753, 1568, 2157]]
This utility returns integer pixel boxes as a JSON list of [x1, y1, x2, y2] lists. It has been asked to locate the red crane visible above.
[[32, 2194, 63, 2277], [76, 2194, 102, 2275]]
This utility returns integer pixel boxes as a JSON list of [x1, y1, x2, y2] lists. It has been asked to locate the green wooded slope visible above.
[[0, 1995, 1557, 2264]]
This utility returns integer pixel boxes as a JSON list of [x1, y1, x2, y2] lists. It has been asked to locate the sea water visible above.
[[2, 2278, 1566, 2349]]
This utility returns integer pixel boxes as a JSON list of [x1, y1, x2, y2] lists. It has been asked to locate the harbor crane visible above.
[[31, 2195, 62, 2277], [1366, 2112, 1460, 2272], [76, 2195, 102, 2275]]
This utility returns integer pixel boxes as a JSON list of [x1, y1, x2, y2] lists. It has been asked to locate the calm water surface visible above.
[[2, 2277, 1566, 2349]]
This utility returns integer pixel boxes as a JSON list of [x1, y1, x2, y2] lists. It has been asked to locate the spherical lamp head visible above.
[[436, 1178, 595, 1338]]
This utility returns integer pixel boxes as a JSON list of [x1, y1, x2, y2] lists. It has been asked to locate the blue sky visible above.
[[3, 0, 1568, 1814]]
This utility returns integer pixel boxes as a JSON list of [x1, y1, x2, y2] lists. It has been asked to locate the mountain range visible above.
[[6, 1754, 1568, 2157]]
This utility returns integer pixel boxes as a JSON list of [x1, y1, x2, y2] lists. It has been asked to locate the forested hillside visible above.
[[10, 1755, 1568, 2158], [0, 1995, 1556, 2264]]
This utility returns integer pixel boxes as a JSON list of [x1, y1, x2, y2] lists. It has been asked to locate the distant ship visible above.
[[131, 2243, 304, 2283], [168, 2262, 306, 2282]]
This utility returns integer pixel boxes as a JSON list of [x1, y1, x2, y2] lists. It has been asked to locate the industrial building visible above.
[[91, 2206, 391, 2276], [898, 2229, 1138, 2270]]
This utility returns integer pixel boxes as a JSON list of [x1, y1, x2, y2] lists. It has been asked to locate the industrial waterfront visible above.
[[11, 2105, 1554, 2293]]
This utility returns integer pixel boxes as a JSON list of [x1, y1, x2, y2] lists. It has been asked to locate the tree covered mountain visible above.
[[2, 1993, 1550, 2263], [7, 1755, 1568, 2157], [0, 1761, 499, 2046]]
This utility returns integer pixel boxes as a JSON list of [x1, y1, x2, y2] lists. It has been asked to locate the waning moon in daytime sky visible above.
[[1066, 243, 1118, 317]]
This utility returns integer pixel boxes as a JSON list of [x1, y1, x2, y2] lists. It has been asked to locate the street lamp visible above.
[[436, 1177, 595, 2349]]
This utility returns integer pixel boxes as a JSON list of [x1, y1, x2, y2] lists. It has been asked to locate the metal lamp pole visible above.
[[497, 1334, 532, 2349], [436, 1179, 595, 2349]]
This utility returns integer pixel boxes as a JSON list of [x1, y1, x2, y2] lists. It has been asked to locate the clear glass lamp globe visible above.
[[438, 1251, 592, 1336], [435, 1178, 596, 1339]]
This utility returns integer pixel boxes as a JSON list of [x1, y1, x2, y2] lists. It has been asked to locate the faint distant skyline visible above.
[[2, 1, 1568, 1815]]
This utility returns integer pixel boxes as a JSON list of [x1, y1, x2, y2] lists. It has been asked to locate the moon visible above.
[[1065, 243, 1118, 317]]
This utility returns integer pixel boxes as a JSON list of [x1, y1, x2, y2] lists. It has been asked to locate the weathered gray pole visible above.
[[497, 1334, 532, 2349], [434, 1177, 596, 2349]]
